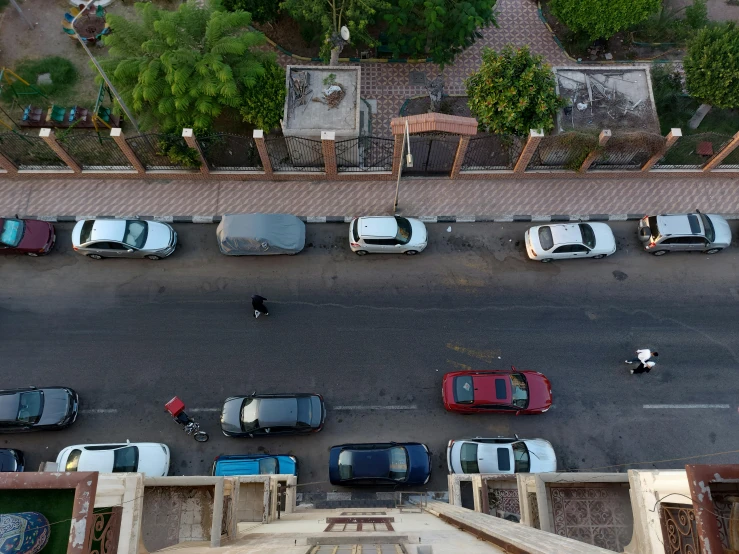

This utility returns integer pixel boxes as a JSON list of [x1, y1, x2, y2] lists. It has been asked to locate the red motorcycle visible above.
[[165, 396, 209, 442]]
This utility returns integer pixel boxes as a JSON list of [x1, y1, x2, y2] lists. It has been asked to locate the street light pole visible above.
[[393, 120, 412, 213], [72, 0, 140, 133]]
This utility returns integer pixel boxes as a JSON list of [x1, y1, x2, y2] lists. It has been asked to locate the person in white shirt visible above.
[[631, 360, 656, 375], [625, 349, 658, 365]]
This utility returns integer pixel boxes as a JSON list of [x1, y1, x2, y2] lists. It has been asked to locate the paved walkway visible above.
[[273, 0, 570, 135], [2, 176, 738, 219]]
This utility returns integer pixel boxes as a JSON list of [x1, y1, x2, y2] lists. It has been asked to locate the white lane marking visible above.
[[333, 405, 418, 410], [643, 404, 730, 409], [79, 409, 118, 414], [189, 408, 221, 412]]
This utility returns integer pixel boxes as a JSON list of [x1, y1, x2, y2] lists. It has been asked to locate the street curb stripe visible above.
[[643, 404, 730, 409], [333, 405, 418, 410], [189, 408, 221, 412], [79, 409, 118, 414]]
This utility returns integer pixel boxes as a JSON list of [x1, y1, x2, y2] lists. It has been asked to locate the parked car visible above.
[[638, 212, 731, 255], [221, 393, 325, 438], [72, 219, 177, 260], [56, 442, 170, 476], [0, 387, 78, 432], [0, 449, 25, 472], [447, 437, 556, 475], [349, 216, 427, 255], [0, 218, 55, 256], [329, 442, 431, 486], [216, 213, 305, 255], [442, 369, 552, 415], [524, 222, 616, 262], [211, 454, 298, 477]]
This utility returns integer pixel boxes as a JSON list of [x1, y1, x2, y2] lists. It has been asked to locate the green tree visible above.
[[281, 0, 390, 64], [383, 0, 497, 67], [223, 0, 280, 24], [550, 0, 660, 40], [100, 1, 276, 131], [465, 46, 564, 136], [240, 63, 286, 131], [684, 22, 739, 109]]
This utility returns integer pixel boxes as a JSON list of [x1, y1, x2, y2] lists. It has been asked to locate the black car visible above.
[[0, 449, 24, 471], [329, 442, 432, 486], [0, 387, 79, 432], [220, 393, 325, 438]]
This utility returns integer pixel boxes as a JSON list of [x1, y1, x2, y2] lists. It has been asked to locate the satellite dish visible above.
[[340, 26, 350, 41]]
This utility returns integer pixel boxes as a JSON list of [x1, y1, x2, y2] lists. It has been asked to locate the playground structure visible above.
[[62, 3, 110, 45]]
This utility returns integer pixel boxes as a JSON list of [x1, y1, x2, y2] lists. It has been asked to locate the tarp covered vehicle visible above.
[[216, 213, 305, 255]]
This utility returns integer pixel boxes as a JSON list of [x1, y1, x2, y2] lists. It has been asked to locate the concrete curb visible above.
[[22, 214, 739, 223]]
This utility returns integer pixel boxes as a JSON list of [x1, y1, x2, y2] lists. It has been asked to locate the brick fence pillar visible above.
[[450, 136, 470, 179], [321, 131, 337, 176], [642, 128, 681, 172], [703, 130, 739, 172], [0, 151, 18, 175], [514, 129, 544, 174], [182, 128, 209, 176], [579, 129, 612, 172], [39, 128, 81, 173], [253, 130, 273, 177], [110, 128, 145, 174], [391, 134, 405, 179]]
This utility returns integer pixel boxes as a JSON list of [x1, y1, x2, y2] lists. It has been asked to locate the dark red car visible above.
[[442, 368, 552, 414], [0, 218, 55, 256]]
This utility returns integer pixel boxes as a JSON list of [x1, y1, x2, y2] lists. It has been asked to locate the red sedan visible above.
[[0, 218, 55, 256], [442, 368, 552, 414]]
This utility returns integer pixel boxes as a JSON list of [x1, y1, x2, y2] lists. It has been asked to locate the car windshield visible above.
[[394, 217, 412, 245], [700, 214, 715, 242], [112, 446, 139, 472], [0, 219, 24, 247], [512, 442, 530, 473], [240, 398, 259, 432], [296, 397, 312, 427], [80, 220, 94, 244], [16, 391, 44, 424], [579, 224, 595, 249], [509, 373, 529, 409], [460, 443, 479, 473], [453, 376, 474, 404], [66, 449, 82, 471], [338, 450, 354, 480], [388, 446, 409, 481], [647, 216, 659, 240], [122, 221, 148, 249], [538, 227, 554, 250], [259, 457, 278, 474]]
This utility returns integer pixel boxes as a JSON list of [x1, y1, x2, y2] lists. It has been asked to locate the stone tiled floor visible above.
[[2, 176, 739, 218], [272, 0, 570, 136]]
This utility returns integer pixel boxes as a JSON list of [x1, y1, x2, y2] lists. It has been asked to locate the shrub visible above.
[[684, 22, 739, 109], [223, 0, 280, 24], [240, 63, 286, 131], [550, 0, 661, 40]]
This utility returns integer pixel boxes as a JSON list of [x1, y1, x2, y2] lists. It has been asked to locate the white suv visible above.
[[349, 216, 428, 256]]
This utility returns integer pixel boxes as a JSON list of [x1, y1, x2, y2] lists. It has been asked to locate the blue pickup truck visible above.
[[211, 454, 298, 477]]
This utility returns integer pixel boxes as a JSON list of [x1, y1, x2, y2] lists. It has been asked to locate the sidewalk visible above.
[[2, 175, 739, 221]]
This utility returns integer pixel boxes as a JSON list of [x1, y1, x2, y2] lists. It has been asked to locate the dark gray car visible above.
[[0, 387, 79, 432], [221, 393, 325, 437]]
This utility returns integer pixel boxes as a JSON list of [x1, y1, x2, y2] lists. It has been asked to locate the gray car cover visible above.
[[217, 213, 306, 255]]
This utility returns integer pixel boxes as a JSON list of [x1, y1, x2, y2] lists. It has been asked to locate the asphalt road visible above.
[[1, 221, 739, 492]]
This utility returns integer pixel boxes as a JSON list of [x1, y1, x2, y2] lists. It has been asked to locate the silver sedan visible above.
[[72, 219, 177, 260]]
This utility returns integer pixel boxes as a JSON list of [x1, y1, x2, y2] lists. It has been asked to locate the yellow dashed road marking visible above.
[[446, 359, 474, 371], [446, 343, 501, 364]]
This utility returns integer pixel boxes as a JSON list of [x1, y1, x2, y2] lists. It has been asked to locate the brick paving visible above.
[[3, 176, 739, 219]]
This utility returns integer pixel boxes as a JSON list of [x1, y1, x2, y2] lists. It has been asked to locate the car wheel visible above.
[[592, 254, 606, 259], [26, 252, 39, 257], [541, 258, 553, 263], [652, 250, 668, 256], [704, 248, 722, 254], [355, 250, 368, 256], [405, 250, 419, 256], [87, 254, 104, 260], [145, 255, 162, 260]]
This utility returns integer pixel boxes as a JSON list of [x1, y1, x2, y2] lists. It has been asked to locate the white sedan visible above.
[[56, 442, 170, 476], [447, 437, 556, 474], [525, 222, 616, 262]]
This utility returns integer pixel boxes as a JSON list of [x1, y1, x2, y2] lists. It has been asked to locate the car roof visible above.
[[470, 374, 511, 405], [358, 217, 397, 239], [476, 443, 514, 473], [548, 224, 583, 245], [88, 220, 127, 242], [256, 397, 298, 427], [656, 214, 702, 236]]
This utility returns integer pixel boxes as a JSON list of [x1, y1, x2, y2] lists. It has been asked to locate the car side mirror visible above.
[[514, 434, 520, 439], [127, 249, 134, 253], [248, 433, 253, 438], [515, 411, 521, 416]]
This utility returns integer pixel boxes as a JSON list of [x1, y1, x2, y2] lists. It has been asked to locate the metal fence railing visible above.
[[125, 133, 193, 170], [461, 134, 524, 171], [59, 132, 133, 170], [719, 143, 739, 169], [656, 132, 733, 169], [266, 136, 324, 172], [196, 132, 262, 171], [528, 132, 598, 171], [590, 132, 665, 171], [0, 132, 67, 170], [336, 136, 394, 172]]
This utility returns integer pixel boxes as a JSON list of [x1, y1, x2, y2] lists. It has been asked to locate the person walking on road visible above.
[[252, 295, 269, 318], [625, 349, 658, 365], [631, 359, 656, 375]]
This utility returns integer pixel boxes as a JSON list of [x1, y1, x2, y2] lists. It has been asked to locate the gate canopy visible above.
[[391, 113, 478, 136]]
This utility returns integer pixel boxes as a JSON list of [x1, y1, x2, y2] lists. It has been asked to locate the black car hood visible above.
[[221, 397, 244, 434], [37, 388, 72, 426]]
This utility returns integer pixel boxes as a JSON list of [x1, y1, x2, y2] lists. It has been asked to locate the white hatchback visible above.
[[447, 437, 556, 475], [56, 442, 170, 476], [525, 222, 616, 262], [349, 216, 428, 255]]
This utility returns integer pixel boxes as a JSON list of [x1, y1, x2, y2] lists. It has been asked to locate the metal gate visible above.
[[405, 133, 460, 176]]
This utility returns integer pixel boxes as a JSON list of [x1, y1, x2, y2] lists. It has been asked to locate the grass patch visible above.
[[0, 0, 9, 12], [2, 57, 78, 104], [0, 488, 75, 554]]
